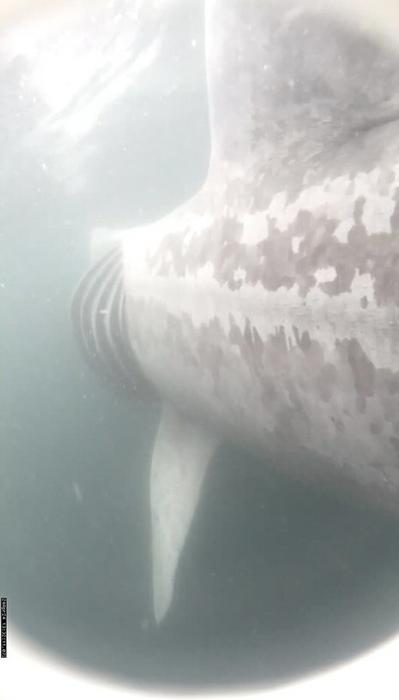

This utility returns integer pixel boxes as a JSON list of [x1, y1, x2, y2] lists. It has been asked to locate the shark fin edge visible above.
[[151, 402, 219, 623]]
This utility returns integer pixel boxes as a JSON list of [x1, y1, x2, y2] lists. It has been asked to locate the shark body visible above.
[[72, 0, 399, 622]]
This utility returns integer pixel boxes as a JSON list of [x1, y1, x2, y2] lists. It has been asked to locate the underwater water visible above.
[[2, 0, 399, 692]]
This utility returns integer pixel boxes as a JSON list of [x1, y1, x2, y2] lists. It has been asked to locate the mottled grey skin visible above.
[[122, 0, 399, 517]]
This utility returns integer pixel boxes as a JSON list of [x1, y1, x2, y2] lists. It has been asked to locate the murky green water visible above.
[[2, 0, 399, 691]]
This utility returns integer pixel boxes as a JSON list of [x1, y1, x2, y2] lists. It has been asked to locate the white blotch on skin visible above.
[[362, 194, 395, 235], [334, 218, 353, 244], [232, 266, 247, 283], [242, 211, 269, 244], [196, 260, 215, 281], [291, 235, 303, 253], [314, 266, 337, 284], [264, 169, 399, 239]]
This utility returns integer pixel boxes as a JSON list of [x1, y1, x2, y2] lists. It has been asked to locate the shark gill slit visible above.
[[70, 245, 155, 400]]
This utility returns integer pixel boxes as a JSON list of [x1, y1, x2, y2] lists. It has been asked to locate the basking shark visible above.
[[72, 0, 399, 623]]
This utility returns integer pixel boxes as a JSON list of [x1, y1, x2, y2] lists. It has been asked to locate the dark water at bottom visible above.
[[3, 369, 399, 691]]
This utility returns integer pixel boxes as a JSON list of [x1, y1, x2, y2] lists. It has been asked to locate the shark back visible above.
[[205, 0, 399, 189]]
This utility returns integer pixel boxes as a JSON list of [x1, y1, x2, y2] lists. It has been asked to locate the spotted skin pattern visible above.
[[121, 1, 399, 513]]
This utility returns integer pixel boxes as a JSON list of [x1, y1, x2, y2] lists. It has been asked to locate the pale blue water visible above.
[[2, 0, 399, 691]]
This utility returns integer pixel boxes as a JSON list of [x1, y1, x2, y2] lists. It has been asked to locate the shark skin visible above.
[[73, 1, 399, 622]]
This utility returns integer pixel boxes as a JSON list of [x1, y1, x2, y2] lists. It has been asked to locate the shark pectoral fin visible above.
[[150, 402, 218, 623]]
